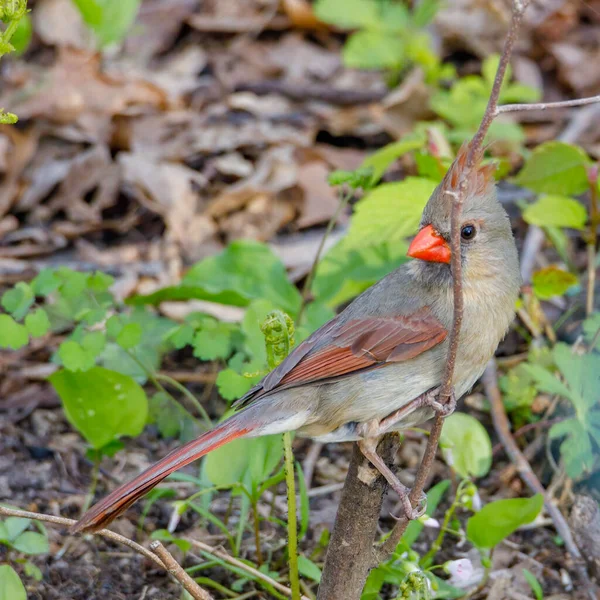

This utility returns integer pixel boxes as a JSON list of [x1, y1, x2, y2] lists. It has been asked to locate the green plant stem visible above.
[[155, 373, 212, 429], [297, 187, 352, 324], [251, 497, 264, 566], [284, 432, 301, 600], [81, 459, 100, 514]]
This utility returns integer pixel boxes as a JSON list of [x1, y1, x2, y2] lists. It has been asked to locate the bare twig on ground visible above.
[[482, 360, 597, 600], [0, 506, 216, 599], [496, 95, 600, 116], [185, 538, 310, 600], [149, 540, 214, 600]]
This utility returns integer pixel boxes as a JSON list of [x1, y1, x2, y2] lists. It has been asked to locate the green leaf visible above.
[[148, 392, 183, 439], [522, 569, 544, 600], [343, 30, 404, 70], [3, 518, 30, 542], [12, 531, 49, 555], [327, 167, 374, 190], [0, 314, 29, 350], [131, 241, 301, 316], [193, 320, 235, 361], [0, 565, 26, 600], [203, 434, 283, 489], [50, 367, 148, 449], [57, 268, 89, 299], [216, 368, 254, 401], [1, 282, 34, 320], [515, 142, 591, 195], [411, 0, 440, 27], [532, 267, 578, 300], [467, 494, 543, 549], [72, 0, 140, 47], [88, 271, 114, 292], [116, 323, 143, 349], [58, 340, 96, 372], [31, 269, 61, 296], [440, 413, 492, 479], [522, 195, 587, 230], [521, 363, 573, 400], [71, 0, 103, 26], [25, 308, 50, 337], [361, 134, 426, 184], [10, 14, 32, 55], [166, 324, 195, 350], [313, 0, 380, 28], [298, 555, 322, 583]]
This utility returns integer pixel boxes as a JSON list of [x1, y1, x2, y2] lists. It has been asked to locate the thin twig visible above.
[[482, 360, 597, 600], [185, 538, 310, 600], [297, 187, 352, 323], [586, 166, 599, 317], [0, 506, 164, 569], [495, 95, 600, 116], [149, 540, 214, 600]]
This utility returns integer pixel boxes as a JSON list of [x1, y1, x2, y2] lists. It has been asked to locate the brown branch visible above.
[[0, 506, 215, 599], [482, 360, 597, 600], [496, 95, 600, 116], [149, 541, 213, 600], [185, 537, 311, 600]]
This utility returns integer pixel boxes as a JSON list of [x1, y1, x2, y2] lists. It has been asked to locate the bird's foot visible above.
[[391, 488, 428, 521], [423, 388, 456, 417]]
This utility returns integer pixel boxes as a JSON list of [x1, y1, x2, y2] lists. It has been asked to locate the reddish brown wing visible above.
[[235, 306, 447, 408]]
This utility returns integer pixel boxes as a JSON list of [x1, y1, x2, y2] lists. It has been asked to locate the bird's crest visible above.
[[441, 142, 496, 199]]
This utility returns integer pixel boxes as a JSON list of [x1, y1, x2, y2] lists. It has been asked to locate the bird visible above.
[[72, 144, 521, 534]]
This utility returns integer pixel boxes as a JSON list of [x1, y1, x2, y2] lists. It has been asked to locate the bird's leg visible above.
[[374, 386, 457, 437], [356, 422, 426, 521]]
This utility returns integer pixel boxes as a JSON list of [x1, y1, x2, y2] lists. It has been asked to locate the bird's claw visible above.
[[391, 490, 428, 521]]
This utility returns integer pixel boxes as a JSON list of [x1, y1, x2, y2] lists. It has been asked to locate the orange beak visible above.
[[407, 224, 451, 264]]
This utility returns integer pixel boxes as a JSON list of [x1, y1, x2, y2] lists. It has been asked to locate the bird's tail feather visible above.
[[71, 411, 258, 533]]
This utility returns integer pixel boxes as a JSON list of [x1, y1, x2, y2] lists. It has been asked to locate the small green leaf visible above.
[[88, 271, 114, 292], [313, 0, 380, 28], [522, 569, 544, 600], [10, 14, 32, 55], [57, 268, 89, 299], [25, 308, 50, 337], [216, 369, 253, 401], [116, 323, 142, 349], [522, 195, 587, 230], [166, 324, 195, 350], [440, 413, 492, 479], [193, 320, 234, 361], [12, 531, 49, 555], [467, 495, 543, 549], [343, 30, 404, 70], [1, 282, 34, 320], [515, 142, 590, 195], [58, 340, 96, 372], [50, 367, 148, 449], [3, 518, 30, 542], [31, 270, 60, 296], [532, 267, 578, 300], [361, 134, 426, 184], [0, 314, 29, 350], [327, 167, 374, 190], [148, 392, 183, 439], [298, 555, 322, 582], [0, 565, 26, 600]]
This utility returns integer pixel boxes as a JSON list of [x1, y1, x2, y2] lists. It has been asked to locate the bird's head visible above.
[[408, 144, 520, 291]]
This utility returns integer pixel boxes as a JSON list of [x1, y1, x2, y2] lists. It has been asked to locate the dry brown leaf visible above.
[[33, 0, 91, 49], [281, 0, 326, 30], [295, 161, 340, 229]]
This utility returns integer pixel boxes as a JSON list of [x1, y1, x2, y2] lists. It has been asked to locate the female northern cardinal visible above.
[[73, 145, 521, 533]]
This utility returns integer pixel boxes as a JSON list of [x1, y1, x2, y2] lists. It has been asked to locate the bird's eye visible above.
[[461, 225, 476, 240]]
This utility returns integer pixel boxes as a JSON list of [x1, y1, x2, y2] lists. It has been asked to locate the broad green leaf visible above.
[[0, 565, 26, 600], [467, 494, 543, 548], [522, 195, 587, 230], [440, 413, 492, 479], [25, 309, 50, 337], [521, 363, 573, 400], [58, 340, 96, 372], [12, 531, 49, 555], [50, 367, 148, 449], [88, 271, 114, 292], [362, 134, 426, 184], [166, 324, 195, 350], [515, 142, 590, 195], [72, 0, 140, 47], [71, 0, 103, 26], [412, 0, 440, 27], [131, 241, 301, 316], [532, 266, 578, 300], [553, 343, 600, 411], [116, 323, 143, 349], [203, 434, 283, 489], [298, 555, 322, 583], [343, 30, 404, 70], [0, 315, 29, 350], [57, 268, 89, 299], [1, 281, 34, 320], [3, 518, 30, 542]]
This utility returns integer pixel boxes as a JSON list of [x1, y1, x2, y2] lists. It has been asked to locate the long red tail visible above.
[[72, 414, 257, 533]]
